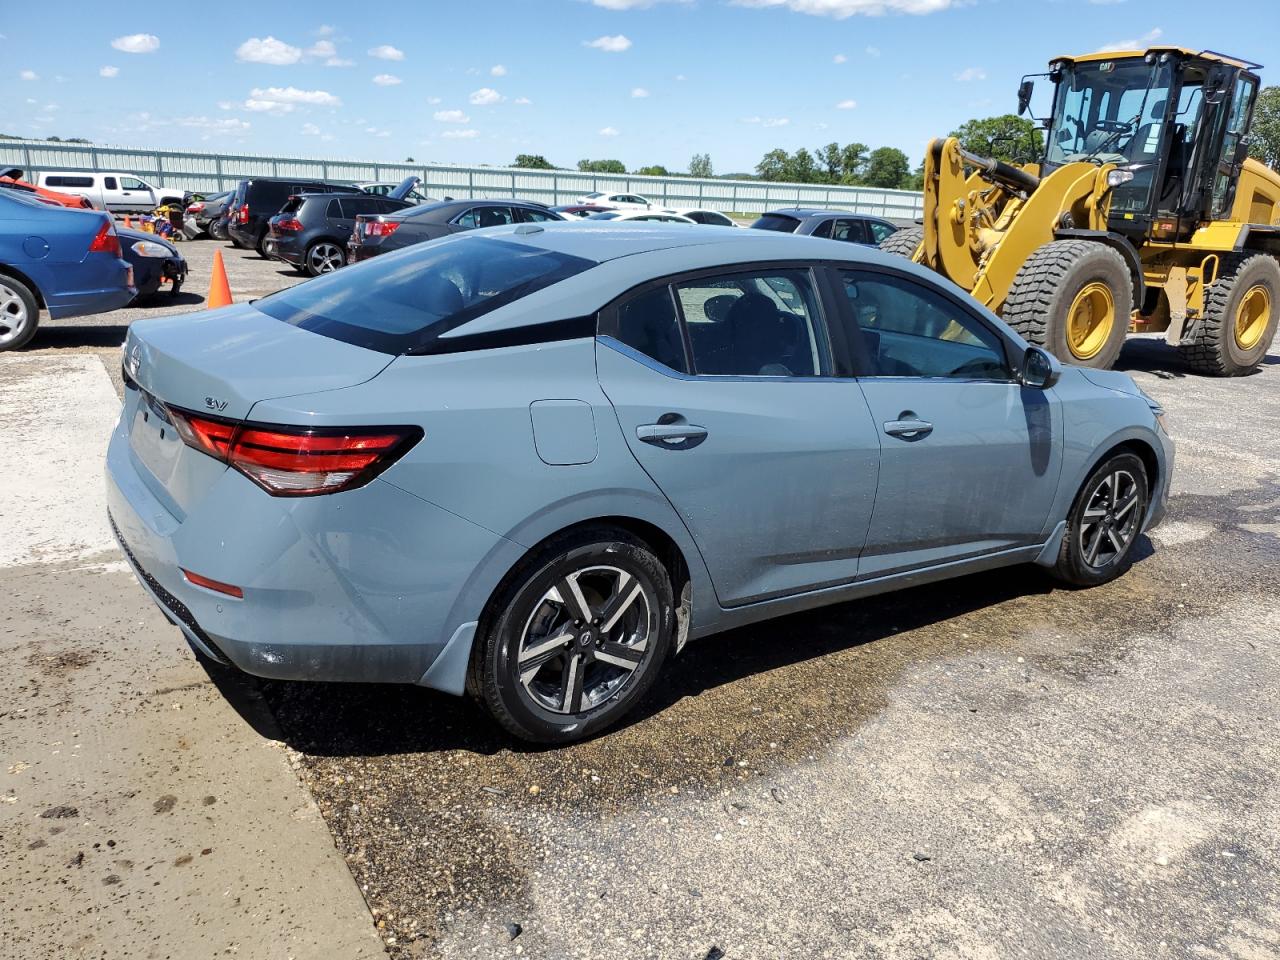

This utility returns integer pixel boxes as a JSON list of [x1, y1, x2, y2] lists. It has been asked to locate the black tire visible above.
[[1050, 452, 1148, 587], [1003, 239, 1133, 370], [879, 226, 924, 260], [169, 280, 183, 298], [210, 221, 229, 242], [0, 274, 41, 352], [258, 232, 274, 259], [304, 240, 347, 277], [1178, 253, 1280, 376], [472, 526, 675, 743]]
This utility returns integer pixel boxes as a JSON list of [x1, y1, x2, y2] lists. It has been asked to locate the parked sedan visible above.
[[271, 191, 414, 276], [574, 191, 651, 209], [673, 208, 739, 227], [1, 190, 133, 351], [587, 210, 695, 224], [750, 208, 900, 245], [118, 226, 187, 300], [108, 224, 1172, 744], [348, 198, 563, 262], [183, 191, 233, 239]]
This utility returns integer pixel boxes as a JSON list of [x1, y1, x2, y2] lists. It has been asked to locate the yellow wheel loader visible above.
[[881, 47, 1280, 375]]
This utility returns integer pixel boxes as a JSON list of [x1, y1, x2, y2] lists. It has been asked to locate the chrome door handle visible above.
[[637, 422, 708, 448], [883, 418, 933, 440]]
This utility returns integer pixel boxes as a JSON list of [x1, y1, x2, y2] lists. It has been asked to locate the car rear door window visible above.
[[614, 286, 689, 373], [832, 219, 868, 244], [675, 269, 828, 377], [810, 218, 834, 239], [340, 197, 381, 218], [455, 205, 516, 229], [102, 177, 117, 190], [838, 270, 1010, 380], [868, 220, 897, 244], [519, 208, 559, 222]]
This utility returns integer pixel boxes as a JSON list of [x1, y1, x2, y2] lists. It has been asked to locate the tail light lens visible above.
[[166, 406, 421, 496], [237, 203, 249, 224], [362, 220, 400, 238], [88, 218, 121, 256], [274, 217, 302, 233], [187, 202, 205, 213]]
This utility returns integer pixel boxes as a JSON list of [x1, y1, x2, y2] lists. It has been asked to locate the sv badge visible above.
[[204, 397, 229, 412]]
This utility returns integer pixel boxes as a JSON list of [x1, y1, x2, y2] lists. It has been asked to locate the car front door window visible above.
[[120, 177, 146, 191], [831, 219, 867, 244]]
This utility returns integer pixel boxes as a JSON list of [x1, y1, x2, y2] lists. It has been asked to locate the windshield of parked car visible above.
[[750, 214, 801, 233], [254, 236, 595, 354]]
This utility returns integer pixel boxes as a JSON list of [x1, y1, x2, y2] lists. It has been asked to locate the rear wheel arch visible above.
[[0, 265, 45, 308]]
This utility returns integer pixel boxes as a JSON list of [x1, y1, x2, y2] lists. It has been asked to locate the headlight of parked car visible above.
[[131, 240, 173, 258]]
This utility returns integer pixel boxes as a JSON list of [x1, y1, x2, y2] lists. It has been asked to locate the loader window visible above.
[[839, 270, 1010, 380]]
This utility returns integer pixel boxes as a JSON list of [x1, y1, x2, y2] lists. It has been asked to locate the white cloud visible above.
[[490, 64, 507, 76], [20, 69, 37, 81], [954, 66, 986, 82], [442, 128, 479, 139], [1099, 27, 1162, 52], [372, 73, 402, 86], [99, 65, 119, 78], [364, 126, 392, 138], [368, 44, 405, 61], [303, 38, 353, 66], [434, 109, 470, 123], [316, 24, 336, 36], [43, 103, 59, 112], [514, 96, 532, 105], [301, 122, 322, 135], [674, 74, 686, 81], [426, 96, 442, 104], [217, 100, 234, 110], [243, 86, 341, 113], [236, 36, 302, 65], [111, 33, 160, 53], [631, 87, 650, 98], [469, 87, 504, 105], [836, 99, 857, 109], [599, 126, 620, 137], [585, 34, 632, 52], [833, 53, 847, 63], [176, 115, 250, 133], [742, 116, 790, 127], [865, 45, 881, 56], [731, 0, 952, 17]]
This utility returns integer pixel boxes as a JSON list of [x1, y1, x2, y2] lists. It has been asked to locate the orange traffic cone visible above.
[[123, 215, 132, 229], [206, 249, 233, 309]]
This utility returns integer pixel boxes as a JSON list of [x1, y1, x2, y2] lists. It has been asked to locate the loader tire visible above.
[[1003, 239, 1133, 370], [878, 226, 924, 260], [1178, 253, 1280, 377]]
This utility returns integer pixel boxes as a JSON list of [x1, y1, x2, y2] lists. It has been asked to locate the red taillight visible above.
[[237, 203, 249, 224], [362, 220, 400, 238], [187, 202, 205, 213], [274, 217, 302, 233], [181, 569, 243, 599], [166, 406, 421, 496], [88, 218, 121, 256]]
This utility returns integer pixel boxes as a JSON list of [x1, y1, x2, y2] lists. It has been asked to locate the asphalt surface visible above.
[[7, 235, 1280, 959]]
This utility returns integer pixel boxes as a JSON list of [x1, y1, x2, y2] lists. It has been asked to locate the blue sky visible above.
[[4, 0, 1274, 173]]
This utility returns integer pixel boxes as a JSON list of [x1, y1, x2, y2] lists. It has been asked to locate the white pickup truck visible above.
[[32, 171, 187, 212]]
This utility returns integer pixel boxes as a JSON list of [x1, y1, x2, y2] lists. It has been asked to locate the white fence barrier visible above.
[[0, 139, 924, 220]]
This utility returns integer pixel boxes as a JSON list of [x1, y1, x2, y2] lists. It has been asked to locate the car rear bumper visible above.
[[105, 414, 508, 689], [44, 258, 136, 318]]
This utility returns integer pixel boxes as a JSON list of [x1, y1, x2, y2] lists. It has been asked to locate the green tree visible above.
[[514, 153, 555, 169], [862, 146, 912, 188], [817, 142, 842, 183], [1248, 86, 1280, 170], [405, 156, 415, 163], [839, 142, 868, 182], [577, 158, 627, 174], [756, 148, 790, 181], [786, 147, 819, 183], [635, 164, 670, 176], [949, 114, 1044, 163], [689, 152, 714, 178]]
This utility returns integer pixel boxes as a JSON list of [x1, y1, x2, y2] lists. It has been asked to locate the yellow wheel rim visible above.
[[1067, 282, 1115, 361], [1234, 283, 1271, 350]]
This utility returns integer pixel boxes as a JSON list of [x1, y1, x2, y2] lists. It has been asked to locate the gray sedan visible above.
[[107, 224, 1172, 743]]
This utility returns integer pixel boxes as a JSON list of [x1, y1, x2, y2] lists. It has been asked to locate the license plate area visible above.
[[129, 389, 183, 486]]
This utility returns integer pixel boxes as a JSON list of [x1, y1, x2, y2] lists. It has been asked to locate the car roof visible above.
[[761, 208, 887, 220]]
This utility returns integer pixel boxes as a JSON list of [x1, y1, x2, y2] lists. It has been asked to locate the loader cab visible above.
[[1039, 49, 1260, 244]]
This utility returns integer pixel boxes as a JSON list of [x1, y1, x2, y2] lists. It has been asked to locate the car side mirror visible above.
[[1021, 346, 1061, 389], [1017, 79, 1034, 116]]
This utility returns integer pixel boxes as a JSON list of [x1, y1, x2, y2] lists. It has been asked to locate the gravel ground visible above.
[[12, 234, 1280, 959]]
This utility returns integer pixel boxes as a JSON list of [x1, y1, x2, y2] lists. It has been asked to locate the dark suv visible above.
[[749, 208, 900, 246], [227, 177, 363, 256], [348, 198, 563, 262], [271, 193, 414, 275]]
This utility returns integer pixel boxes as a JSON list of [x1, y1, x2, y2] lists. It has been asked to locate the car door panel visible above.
[[598, 342, 881, 606]]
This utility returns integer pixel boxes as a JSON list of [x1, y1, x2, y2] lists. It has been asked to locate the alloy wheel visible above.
[[1077, 468, 1141, 569], [308, 243, 345, 274], [0, 282, 32, 348], [516, 565, 652, 715]]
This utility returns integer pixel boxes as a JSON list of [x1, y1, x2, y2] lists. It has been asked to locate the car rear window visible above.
[[750, 214, 801, 233], [254, 236, 596, 355]]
